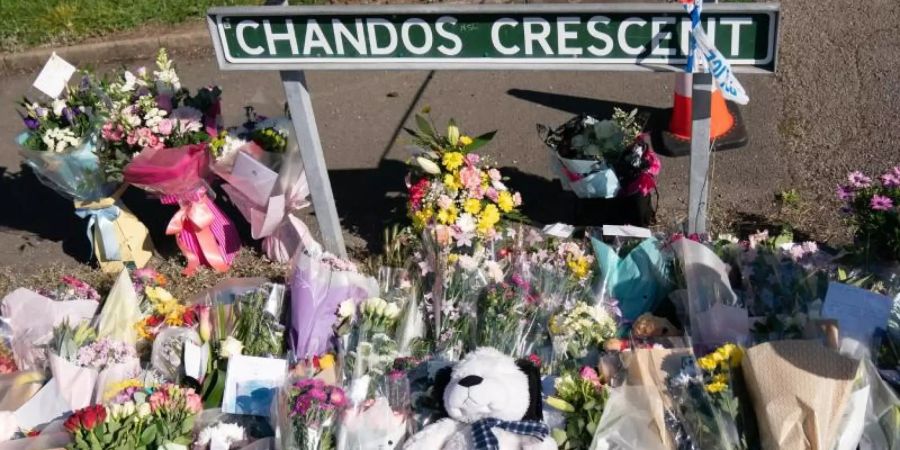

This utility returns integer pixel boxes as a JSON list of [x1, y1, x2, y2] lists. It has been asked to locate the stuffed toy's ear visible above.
[[515, 359, 543, 421], [431, 366, 454, 418]]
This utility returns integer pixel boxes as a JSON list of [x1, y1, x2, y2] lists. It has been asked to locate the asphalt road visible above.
[[0, 0, 897, 269]]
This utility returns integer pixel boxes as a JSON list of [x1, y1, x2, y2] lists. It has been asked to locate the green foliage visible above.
[[0, 0, 280, 53], [232, 287, 284, 357], [776, 189, 801, 208]]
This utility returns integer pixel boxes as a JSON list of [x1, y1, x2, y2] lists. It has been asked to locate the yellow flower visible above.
[[443, 173, 460, 191], [145, 286, 174, 303], [464, 198, 482, 215], [477, 204, 500, 234], [497, 191, 515, 213], [698, 356, 717, 372], [448, 253, 459, 264], [567, 257, 591, 280], [437, 206, 458, 225], [442, 152, 464, 171], [134, 320, 153, 341], [459, 135, 473, 146], [318, 353, 336, 370], [729, 346, 744, 368], [412, 208, 433, 229], [546, 396, 575, 413], [710, 350, 726, 365], [712, 373, 728, 384], [706, 381, 727, 394], [103, 379, 142, 401]]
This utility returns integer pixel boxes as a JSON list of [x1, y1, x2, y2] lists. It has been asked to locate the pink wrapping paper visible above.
[[124, 144, 240, 275], [221, 172, 314, 263]]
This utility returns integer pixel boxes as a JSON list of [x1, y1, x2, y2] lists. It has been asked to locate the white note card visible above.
[[822, 282, 893, 353], [602, 225, 652, 238], [542, 223, 575, 239], [183, 341, 204, 381], [33, 53, 76, 99]]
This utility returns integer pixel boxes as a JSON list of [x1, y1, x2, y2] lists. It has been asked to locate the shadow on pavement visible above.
[[0, 165, 90, 261], [506, 89, 680, 158]]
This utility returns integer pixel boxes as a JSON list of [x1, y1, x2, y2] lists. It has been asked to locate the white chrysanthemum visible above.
[[197, 423, 245, 448], [41, 127, 79, 153], [215, 135, 249, 166]]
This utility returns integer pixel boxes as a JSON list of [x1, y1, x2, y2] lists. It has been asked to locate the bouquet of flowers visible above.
[[211, 108, 315, 263], [277, 378, 347, 450], [405, 114, 522, 249], [336, 296, 403, 405], [541, 108, 659, 200], [546, 366, 610, 450], [123, 142, 240, 275], [696, 343, 755, 449], [472, 280, 536, 357], [65, 382, 202, 450], [288, 244, 378, 360], [837, 167, 900, 261], [115, 50, 238, 275], [46, 319, 141, 408], [36, 276, 101, 302], [548, 302, 618, 373], [15, 71, 153, 271]]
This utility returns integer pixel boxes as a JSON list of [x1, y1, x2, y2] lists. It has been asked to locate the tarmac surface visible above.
[[0, 0, 898, 271]]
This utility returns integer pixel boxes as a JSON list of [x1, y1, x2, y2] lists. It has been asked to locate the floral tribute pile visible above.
[[6, 48, 900, 450]]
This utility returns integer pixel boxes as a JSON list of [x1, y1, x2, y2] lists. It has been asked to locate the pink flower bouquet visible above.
[[124, 143, 240, 275]]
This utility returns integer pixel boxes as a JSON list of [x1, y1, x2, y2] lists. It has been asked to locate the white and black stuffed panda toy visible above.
[[403, 347, 557, 450]]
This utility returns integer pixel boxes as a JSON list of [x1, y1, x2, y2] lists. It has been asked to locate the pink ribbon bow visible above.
[[162, 188, 239, 275]]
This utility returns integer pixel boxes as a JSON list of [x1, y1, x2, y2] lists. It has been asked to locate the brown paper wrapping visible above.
[[73, 191, 154, 273], [0, 371, 45, 411], [741, 340, 860, 450], [622, 347, 693, 450]]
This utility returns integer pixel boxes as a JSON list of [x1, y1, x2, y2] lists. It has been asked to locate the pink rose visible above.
[[157, 118, 174, 136], [148, 390, 168, 412], [101, 122, 124, 142], [459, 166, 481, 190], [485, 187, 499, 202], [185, 391, 202, 414], [579, 366, 599, 381]]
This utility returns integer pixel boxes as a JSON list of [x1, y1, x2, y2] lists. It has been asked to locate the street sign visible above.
[[206, 3, 780, 256], [208, 4, 778, 72]]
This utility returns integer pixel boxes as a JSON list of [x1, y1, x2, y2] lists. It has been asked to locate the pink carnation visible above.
[[126, 127, 162, 150], [157, 118, 174, 136], [459, 166, 481, 191], [487, 168, 502, 181], [101, 122, 124, 142], [465, 153, 481, 166]]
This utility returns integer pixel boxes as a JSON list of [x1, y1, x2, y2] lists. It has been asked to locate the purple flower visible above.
[[836, 185, 854, 201], [23, 117, 39, 130], [881, 171, 900, 188], [308, 388, 327, 402], [848, 171, 873, 188], [870, 195, 894, 211]]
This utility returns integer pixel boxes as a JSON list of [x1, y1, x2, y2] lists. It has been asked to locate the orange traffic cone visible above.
[[656, 72, 748, 156]]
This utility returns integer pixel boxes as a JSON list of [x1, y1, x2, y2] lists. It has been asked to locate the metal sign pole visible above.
[[687, 72, 713, 235], [281, 71, 347, 258]]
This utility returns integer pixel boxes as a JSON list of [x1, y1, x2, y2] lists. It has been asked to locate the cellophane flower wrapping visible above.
[[592, 236, 672, 324], [123, 143, 240, 274], [541, 110, 659, 200], [276, 377, 347, 450], [673, 238, 750, 348], [0, 288, 98, 372], [211, 116, 314, 263], [288, 244, 378, 360]]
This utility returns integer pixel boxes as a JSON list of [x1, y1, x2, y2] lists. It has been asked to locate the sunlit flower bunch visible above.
[[37, 275, 101, 302], [406, 113, 522, 247], [837, 167, 900, 261], [17, 74, 100, 153], [75, 338, 137, 370], [546, 366, 609, 450], [557, 241, 595, 281], [134, 286, 199, 340], [697, 343, 743, 394], [210, 110, 291, 166], [97, 48, 221, 180], [549, 302, 618, 358]]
